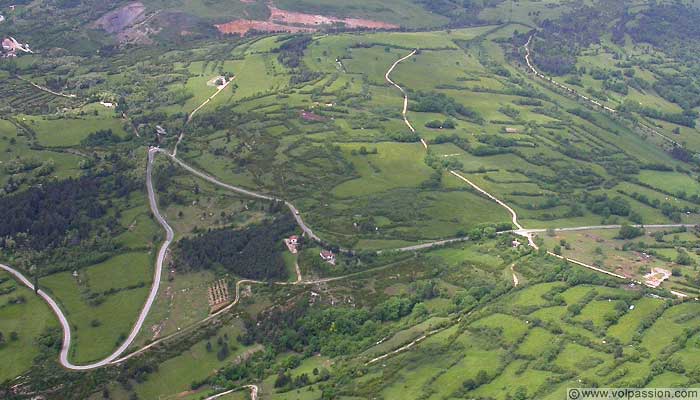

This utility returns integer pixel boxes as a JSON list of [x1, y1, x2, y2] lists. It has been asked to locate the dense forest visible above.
[[176, 213, 297, 280], [532, 2, 700, 115], [0, 173, 138, 250]]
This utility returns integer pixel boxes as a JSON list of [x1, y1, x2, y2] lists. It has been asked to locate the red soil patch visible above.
[[215, 19, 313, 35], [300, 110, 325, 121], [216, 4, 398, 35]]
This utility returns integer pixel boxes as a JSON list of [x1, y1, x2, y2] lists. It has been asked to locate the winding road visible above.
[[4, 40, 696, 379], [0, 147, 173, 370]]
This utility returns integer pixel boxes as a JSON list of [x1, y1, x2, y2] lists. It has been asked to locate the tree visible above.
[[475, 370, 489, 386], [513, 386, 528, 400], [617, 224, 643, 240], [567, 303, 583, 316], [9, 331, 18, 341], [217, 343, 230, 360], [274, 371, 291, 388], [676, 249, 694, 266]]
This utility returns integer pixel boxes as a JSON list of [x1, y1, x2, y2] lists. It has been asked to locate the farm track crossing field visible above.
[[7, 5, 700, 399]]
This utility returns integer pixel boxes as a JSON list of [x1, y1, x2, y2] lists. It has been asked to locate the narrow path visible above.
[[173, 76, 235, 157], [384, 49, 428, 149], [163, 151, 325, 244], [524, 224, 697, 234], [511, 264, 519, 287], [447, 170, 690, 297], [294, 262, 303, 283], [449, 170, 524, 230], [203, 384, 258, 400], [114, 277, 261, 364], [166, 150, 473, 251], [523, 35, 681, 147], [15, 75, 77, 98]]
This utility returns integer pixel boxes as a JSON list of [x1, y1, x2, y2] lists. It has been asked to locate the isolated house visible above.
[[284, 235, 299, 254], [320, 250, 336, 264]]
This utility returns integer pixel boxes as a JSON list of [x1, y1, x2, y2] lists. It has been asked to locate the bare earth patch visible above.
[[215, 19, 313, 35], [92, 2, 145, 33], [300, 110, 325, 121], [644, 267, 672, 288], [216, 4, 398, 35], [268, 6, 399, 29]]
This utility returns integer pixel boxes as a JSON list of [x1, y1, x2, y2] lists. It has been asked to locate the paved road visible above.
[[0, 147, 173, 370]]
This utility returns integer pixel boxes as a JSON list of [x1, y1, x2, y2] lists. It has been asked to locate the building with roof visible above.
[[320, 250, 336, 264]]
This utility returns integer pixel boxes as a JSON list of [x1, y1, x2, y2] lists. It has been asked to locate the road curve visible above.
[[385, 49, 428, 149], [0, 148, 173, 370], [163, 151, 324, 244]]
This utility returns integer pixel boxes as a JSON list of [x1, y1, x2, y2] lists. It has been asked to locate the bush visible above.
[[617, 224, 643, 240]]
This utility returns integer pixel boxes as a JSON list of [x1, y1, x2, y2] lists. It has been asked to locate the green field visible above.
[[0, 272, 59, 382], [8, 2, 700, 398]]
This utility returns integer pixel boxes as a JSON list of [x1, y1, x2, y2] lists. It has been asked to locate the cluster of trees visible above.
[[415, 0, 486, 26], [432, 133, 469, 151], [0, 173, 137, 251], [626, 191, 688, 223], [425, 119, 456, 129], [619, 101, 697, 128], [275, 36, 321, 84], [533, 6, 608, 75], [176, 213, 297, 280], [410, 90, 483, 123], [81, 129, 124, 146], [617, 224, 644, 240], [274, 365, 330, 392], [241, 279, 440, 356], [0, 331, 19, 345], [583, 193, 631, 218]]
